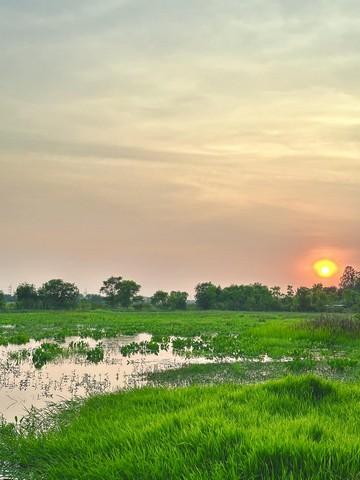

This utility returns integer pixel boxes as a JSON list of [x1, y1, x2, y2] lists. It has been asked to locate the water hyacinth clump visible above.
[[86, 343, 104, 363], [32, 343, 63, 369], [120, 340, 160, 356]]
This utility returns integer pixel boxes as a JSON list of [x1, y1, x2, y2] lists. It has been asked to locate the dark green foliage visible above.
[[195, 282, 220, 309], [78, 294, 106, 310], [86, 343, 104, 363], [38, 279, 79, 309], [150, 290, 188, 310], [340, 266, 360, 291], [8, 349, 31, 364], [117, 280, 141, 307], [194, 280, 346, 313], [0, 290, 5, 310], [294, 287, 313, 312], [32, 343, 63, 369], [68, 340, 89, 354], [150, 290, 169, 308], [6, 333, 31, 345], [15, 283, 39, 309], [132, 295, 146, 310], [100, 276, 122, 307], [221, 283, 277, 311], [120, 340, 161, 356], [167, 291, 188, 310], [342, 288, 360, 310], [2, 264, 360, 312], [100, 276, 141, 308]]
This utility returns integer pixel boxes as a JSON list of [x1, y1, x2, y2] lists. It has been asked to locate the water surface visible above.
[[0, 334, 215, 421]]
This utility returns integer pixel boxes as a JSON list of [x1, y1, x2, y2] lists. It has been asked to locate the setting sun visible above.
[[313, 259, 339, 279]]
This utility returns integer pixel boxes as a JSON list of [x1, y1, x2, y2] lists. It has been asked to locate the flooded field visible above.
[[1, 313, 360, 480], [0, 334, 222, 422]]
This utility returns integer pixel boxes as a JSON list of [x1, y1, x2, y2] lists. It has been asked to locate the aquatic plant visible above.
[[68, 340, 89, 354], [86, 343, 104, 363], [32, 343, 63, 369], [8, 349, 30, 364]]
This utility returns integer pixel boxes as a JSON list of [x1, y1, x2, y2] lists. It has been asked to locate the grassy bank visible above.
[[2, 375, 360, 479]]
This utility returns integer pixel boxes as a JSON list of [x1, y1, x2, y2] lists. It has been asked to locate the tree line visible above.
[[0, 276, 189, 312], [0, 266, 359, 312]]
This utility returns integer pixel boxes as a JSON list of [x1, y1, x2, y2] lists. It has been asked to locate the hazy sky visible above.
[[1, 0, 359, 295]]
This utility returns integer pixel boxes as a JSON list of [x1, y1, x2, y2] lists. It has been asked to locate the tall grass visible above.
[[306, 313, 360, 335], [2, 375, 360, 479]]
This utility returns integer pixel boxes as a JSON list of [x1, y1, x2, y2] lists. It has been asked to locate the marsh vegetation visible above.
[[2, 311, 360, 478], [3, 376, 360, 479]]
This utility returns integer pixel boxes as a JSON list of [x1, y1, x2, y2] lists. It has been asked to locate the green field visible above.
[[2, 310, 360, 479], [0, 310, 306, 340], [3, 376, 360, 479], [1, 310, 360, 363]]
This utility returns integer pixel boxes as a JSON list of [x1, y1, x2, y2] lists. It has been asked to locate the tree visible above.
[[311, 284, 328, 312], [195, 282, 220, 310], [219, 285, 246, 310], [244, 283, 274, 311], [0, 290, 5, 310], [133, 295, 146, 310], [282, 285, 295, 311], [167, 291, 188, 310], [78, 294, 106, 310], [151, 290, 169, 309], [343, 288, 360, 310], [38, 279, 79, 309], [270, 286, 283, 310], [340, 266, 360, 291], [100, 276, 141, 308], [294, 287, 312, 312], [100, 276, 123, 307], [15, 283, 38, 309], [118, 280, 141, 307]]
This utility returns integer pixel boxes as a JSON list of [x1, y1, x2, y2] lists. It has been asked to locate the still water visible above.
[[0, 334, 215, 422]]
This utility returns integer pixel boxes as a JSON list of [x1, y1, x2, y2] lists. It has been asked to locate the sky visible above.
[[1, 0, 359, 296]]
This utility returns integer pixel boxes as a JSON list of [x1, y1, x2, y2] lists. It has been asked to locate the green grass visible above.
[[0, 310, 357, 358], [0, 310, 304, 340], [147, 358, 360, 387], [3, 312, 360, 478], [3, 376, 360, 479], [2, 310, 360, 363]]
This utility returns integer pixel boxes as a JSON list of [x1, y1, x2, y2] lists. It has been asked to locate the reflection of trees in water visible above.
[[0, 337, 194, 421]]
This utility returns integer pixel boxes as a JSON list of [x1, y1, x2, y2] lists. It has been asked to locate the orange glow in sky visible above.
[[313, 259, 339, 279]]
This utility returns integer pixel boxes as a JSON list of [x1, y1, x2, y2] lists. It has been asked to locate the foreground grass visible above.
[[2, 375, 360, 479]]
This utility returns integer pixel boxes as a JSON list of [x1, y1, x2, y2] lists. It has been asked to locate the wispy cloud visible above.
[[0, 0, 359, 292]]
